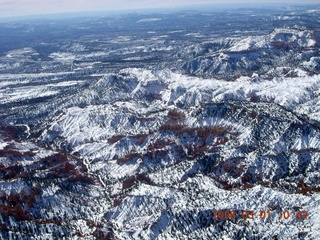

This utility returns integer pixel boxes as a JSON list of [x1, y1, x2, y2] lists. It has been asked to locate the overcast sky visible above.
[[0, 0, 319, 18]]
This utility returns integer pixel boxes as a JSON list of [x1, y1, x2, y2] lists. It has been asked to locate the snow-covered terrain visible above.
[[0, 5, 319, 239]]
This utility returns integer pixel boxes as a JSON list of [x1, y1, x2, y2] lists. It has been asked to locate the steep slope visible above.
[[37, 68, 320, 239], [0, 124, 110, 239]]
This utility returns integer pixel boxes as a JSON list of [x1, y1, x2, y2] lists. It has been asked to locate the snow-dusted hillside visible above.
[[2, 67, 319, 239], [0, 6, 320, 240], [181, 28, 320, 80]]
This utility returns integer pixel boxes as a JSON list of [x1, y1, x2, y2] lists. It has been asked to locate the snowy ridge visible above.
[[0, 7, 320, 239], [181, 28, 320, 80], [33, 68, 320, 239]]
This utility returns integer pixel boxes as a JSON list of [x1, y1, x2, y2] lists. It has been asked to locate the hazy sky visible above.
[[0, 0, 319, 18]]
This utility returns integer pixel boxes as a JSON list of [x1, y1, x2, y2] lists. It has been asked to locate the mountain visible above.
[[0, 6, 320, 239]]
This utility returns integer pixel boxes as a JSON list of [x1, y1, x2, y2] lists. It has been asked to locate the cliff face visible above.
[[0, 6, 320, 240]]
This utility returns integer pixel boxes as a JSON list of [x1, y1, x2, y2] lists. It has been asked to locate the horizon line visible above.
[[0, 2, 319, 23]]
